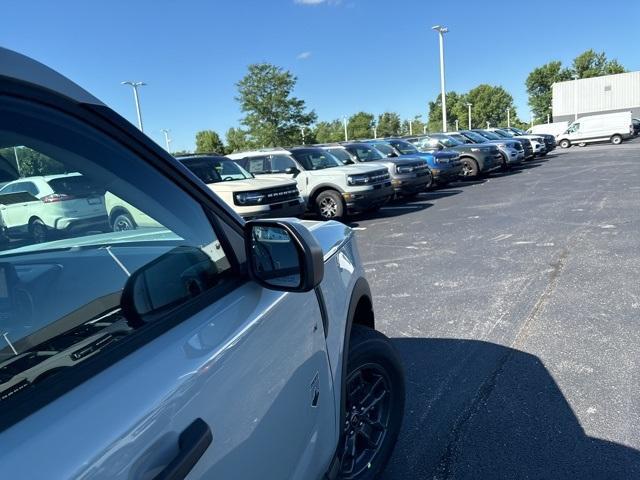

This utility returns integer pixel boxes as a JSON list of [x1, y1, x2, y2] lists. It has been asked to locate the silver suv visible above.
[[228, 148, 393, 220], [0, 48, 405, 480]]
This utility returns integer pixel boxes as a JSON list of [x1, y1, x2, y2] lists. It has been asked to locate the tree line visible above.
[[183, 48, 626, 156]]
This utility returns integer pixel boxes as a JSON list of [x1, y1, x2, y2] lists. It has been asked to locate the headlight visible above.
[[234, 191, 266, 206], [396, 165, 415, 174], [347, 174, 370, 186]]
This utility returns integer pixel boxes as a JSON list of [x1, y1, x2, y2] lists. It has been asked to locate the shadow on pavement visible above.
[[382, 338, 640, 479], [409, 190, 463, 202]]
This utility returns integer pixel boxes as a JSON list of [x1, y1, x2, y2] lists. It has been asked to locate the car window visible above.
[[236, 156, 269, 174], [346, 146, 384, 162], [371, 143, 395, 157], [0, 95, 236, 424], [269, 154, 297, 173], [180, 158, 224, 184], [290, 150, 342, 170], [325, 148, 353, 164], [4, 181, 39, 197]]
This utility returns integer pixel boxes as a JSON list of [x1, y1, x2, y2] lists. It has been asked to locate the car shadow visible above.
[[405, 190, 463, 202], [448, 178, 487, 187], [382, 338, 640, 479], [488, 168, 523, 179]]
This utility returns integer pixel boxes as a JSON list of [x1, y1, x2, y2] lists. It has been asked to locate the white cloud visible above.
[[297, 51, 312, 60]]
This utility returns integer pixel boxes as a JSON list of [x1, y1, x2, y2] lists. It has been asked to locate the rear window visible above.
[[46, 175, 104, 197]]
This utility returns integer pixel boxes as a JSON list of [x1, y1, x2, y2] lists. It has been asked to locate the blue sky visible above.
[[2, 0, 638, 151]]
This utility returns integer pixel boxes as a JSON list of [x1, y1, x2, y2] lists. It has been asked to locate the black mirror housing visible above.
[[285, 167, 300, 177], [245, 220, 324, 293]]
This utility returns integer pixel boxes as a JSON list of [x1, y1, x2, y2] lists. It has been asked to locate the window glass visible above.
[[269, 155, 297, 173], [370, 143, 395, 157], [326, 148, 353, 164], [236, 156, 269, 174], [346, 146, 384, 162], [290, 150, 342, 170], [180, 158, 223, 184], [0, 97, 233, 413], [389, 141, 419, 155]]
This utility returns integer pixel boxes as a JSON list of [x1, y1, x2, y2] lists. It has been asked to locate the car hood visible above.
[[209, 177, 297, 192], [324, 164, 385, 175], [399, 152, 435, 161], [295, 219, 353, 261], [373, 157, 425, 166]]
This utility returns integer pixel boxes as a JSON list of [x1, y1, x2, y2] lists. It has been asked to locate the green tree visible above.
[[427, 91, 464, 132], [525, 61, 571, 122], [347, 112, 375, 140], [195, 130, 225, 154], [314, 120, 344, 143], [225, 127, 254, 153], [236, 63, 317, 147], [1, 147, 65, 177], [376, 112, 402, 137], [464, 84, 518, 128], [399, 115, 427, 136], [572, 49, 626, 79], [171, 150, 191, 156]]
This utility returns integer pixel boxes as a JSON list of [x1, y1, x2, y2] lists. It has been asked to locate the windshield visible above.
[[325, 148, 353, 164], [430, 135, 462, 147], [449, 133, 472, 144], [290, 150, 342, 170], [346, 145, 385, 162], [493, 130, 513, 138], [389, 140, 419, 155], [181, 157, 252, 183], [461, 131, 487, 143], [370, 143, 396, 157], [477, 130, 501, 140]]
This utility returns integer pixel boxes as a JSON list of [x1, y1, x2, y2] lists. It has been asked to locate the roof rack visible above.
[[173, 152, 223, 158]]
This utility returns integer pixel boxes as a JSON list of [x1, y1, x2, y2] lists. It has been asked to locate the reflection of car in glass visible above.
[[0, 47, 405, 480], [0, 173, 108, 242], [104, 192, 160, 231], [177, 155, 305, 220]]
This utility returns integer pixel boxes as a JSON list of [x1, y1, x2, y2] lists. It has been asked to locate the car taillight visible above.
[[41, 193, 76, 203]]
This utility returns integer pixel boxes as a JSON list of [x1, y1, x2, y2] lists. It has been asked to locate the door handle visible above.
[[154, 418, 212, 480]]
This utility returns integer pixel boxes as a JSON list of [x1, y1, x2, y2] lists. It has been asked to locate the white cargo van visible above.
[[557, 111, 634, 148], [528, 121, 569, 138]]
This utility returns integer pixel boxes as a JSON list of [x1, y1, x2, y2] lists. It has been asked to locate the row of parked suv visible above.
[[0, 128, 555, 243]]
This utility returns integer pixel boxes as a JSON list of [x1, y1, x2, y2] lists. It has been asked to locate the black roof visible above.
[[174, 153, 228, 162]]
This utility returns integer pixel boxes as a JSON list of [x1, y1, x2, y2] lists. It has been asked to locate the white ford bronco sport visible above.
[[228, 147, 393, 221]]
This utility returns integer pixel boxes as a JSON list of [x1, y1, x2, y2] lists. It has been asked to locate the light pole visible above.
[[160, 129, 172, 152], [530, 112, 534, 128], [121, 81, 146, 131], [343, 116, 348, 142], [467, 103, 472, 129], [423, 125, 427, 134], [432, 25, 449, 132], [300, 127, 306, 145], [486, 121, 490, 129], [455, 119, 459, 131], [572, 74, 579, 121], [409, 120, 413, 135], [507, 107, 511, 128], [373, 123, 377, 139]]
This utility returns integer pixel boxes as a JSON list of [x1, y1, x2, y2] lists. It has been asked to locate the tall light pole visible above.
[[507, 107, 511, 128], [409, 120, 413, 135], [486, 121, 490, 129], [300, 127, 306, 145], [373, 122, 377, 139], [467, 103, 472, 129], [455, 119, 459, 131], [432, 25, 449, 132], [530, 112, 534, 128], [160, 129, 172, 152], [423, 125, 427, 134], [343, 116, 348, 142], [121, 81, 146, 131], [572, 74, 579, 121]]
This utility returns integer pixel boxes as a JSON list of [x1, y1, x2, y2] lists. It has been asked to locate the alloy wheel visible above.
[[319, 197, 338, 219], [340, 363, 392, 479]]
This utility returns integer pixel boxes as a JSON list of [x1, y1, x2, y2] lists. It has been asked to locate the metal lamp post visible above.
[[467, 103, 472, 129], [572, 74, 579, 121], [121, 81, 146, 132], [507, 107, 511, 128], [343, 116, 348, 142], [432, 25, 449, 132], [160, 129, 172, 152]]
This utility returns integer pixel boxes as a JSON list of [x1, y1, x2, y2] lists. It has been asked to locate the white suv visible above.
[[227, 147, 393, 220], [0, 173, 108, 242]]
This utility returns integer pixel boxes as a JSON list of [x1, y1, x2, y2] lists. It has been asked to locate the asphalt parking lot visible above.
[[352, 139, 640, 479]]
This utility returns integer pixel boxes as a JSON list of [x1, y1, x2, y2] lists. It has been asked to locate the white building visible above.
[[552, 71, 640, 123]]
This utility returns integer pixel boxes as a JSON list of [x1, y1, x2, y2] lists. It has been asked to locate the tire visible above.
[[316, 190, 345, 221], [338, 325, 405, 480], [29, 218, 48, 243], [424, 171, 434, 190], [578, 142, 587, 147], [611, 134, 623, 145], [460, 157, 479, 179], [499, 153, 510, 171], [112, 212, 136, 232], [559, 139, 571, 149]]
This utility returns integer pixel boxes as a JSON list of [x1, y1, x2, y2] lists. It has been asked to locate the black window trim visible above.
[[0, 77, 251, 431]]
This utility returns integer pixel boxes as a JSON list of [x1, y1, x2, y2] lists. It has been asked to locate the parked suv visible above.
[[0, 172, 108, 243], [489, 128, 551, 156], [178, 155, 305, 220], [450, 130, 525, 169], [0, 47, 405, 480], [501, 127, 557, 153], [419, 134, 502, 179], [326, 142, 432, 197], [228, 147, 393, 220], [371, 138, 463, 187]]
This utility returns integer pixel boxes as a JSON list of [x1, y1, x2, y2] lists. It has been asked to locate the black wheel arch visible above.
[[109, 206, 135, 228], [310, 184, 345, 204]]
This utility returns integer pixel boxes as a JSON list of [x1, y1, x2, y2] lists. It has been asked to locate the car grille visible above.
[[367, 169, 391, 183], [261, 185, 300, 204]]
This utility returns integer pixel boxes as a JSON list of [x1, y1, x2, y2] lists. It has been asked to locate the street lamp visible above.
[[121, 81, 146, 131], [343, 116, 348, 142], [160, 129, 172, 152], [455, 119, 459, 130], [467, 103, 472, 129], [409, 120, 413, 136], [486, 121, 490, 129], [530, 112, 534, 128], [507, 107, 511, 128], [300, 127, 306, 145], [372, 122, 377, 139], [432, 25, 449, 132], [572, 73, 579, 121]]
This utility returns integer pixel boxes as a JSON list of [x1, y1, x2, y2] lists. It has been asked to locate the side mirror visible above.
[[285, 166, 300, 177], [245, 220, 324, 292], [386, 152, 398, 158], [121, 246, 222, 328]]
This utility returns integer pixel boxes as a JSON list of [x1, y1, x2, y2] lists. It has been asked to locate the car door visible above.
[[0, 83, 336, 479], [269, 154, 311, 200], [0, 181, 37, 235]]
